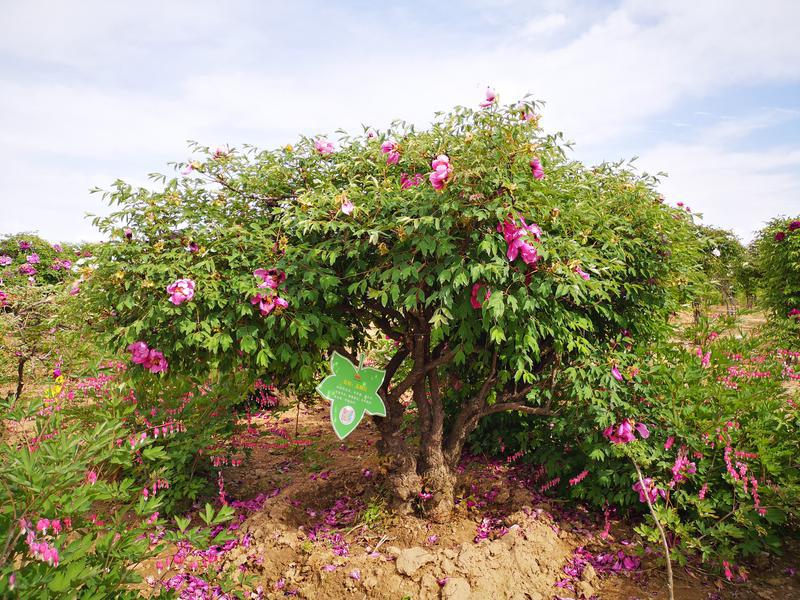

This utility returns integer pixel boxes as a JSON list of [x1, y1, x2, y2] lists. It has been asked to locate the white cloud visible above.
[[522, 13, 568, 37], [0, 0, 799, 242], [638, 142, 800, 240]]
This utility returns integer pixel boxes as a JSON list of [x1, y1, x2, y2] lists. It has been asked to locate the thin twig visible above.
[[633, 460, 674, 600]]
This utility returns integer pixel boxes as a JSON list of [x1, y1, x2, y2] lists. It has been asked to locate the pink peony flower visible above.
[[251, 292, 289, 316], [575, 267, 590, 281], [429, 155, 453, 190], [18, 263, 36, 276], [128, 341, 150, 365], [470, 283, 491, 309], [604, 420, 635, 444], [52, 244, 63, 253], [341, 198, 355, 215], [603, 419, 649, 444], [530, 158, 545, 180], [144, 349, 168, 374], [0, 255, 11, 266], [19, 240, 31, 250], [381, 140, 400, 165], [254, 268, 286, 290], [497, 217, 542, 266], [479, 87, 497, 108], [611, 366, 623, 381], [166, 278, 195, 305], [775, 231, 786, 241], [789, 220, 800, 231], [400, 172, 423, 189], [632, 478, 666, 504], [315, 139, 335, 155]]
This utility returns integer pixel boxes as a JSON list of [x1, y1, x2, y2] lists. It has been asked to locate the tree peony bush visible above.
[[89, 97, 701, 519], [0, 233, 94, 398], [754, 215, 800, 329]]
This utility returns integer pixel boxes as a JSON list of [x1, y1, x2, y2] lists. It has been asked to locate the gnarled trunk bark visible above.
[[373, 334, 555, 521]]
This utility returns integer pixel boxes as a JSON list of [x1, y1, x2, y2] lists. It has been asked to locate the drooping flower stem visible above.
[[633, 459, 674, 600]]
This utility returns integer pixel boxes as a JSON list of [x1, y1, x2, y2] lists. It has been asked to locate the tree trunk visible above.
[[370, 318, 553, 522], [692, 301, 702, 325], [15, 357, 27, 401]]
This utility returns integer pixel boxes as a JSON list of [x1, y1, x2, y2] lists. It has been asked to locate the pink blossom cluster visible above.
[[0, 289, 8, 307], [497, 216, 542, 265], [51, 258, 72, 271], [470, 282, 491, 309], [0, 254, 12, 266], [20, 519, 61, 567], [166, 278, 196, 305], [632, 477, 666, 503], [400, 172, 423, 189], [669, 449, 697, 486], [774, 220, 800, 241], [777, 348, 800, 361], [723, 446, 766, 516], [380, 139, 400, 165], [726, 365, 771, 379], [568, 470, 589, 486], [314, 139, 334, 155], [429, 154, 453, 190], [142, 478, 170, 499], [603, 419, 650, 444], [128, 341, 168, 373], [696, 346, 711, 368], [251, 268, 288, 316], [539, 476, 561, 492]]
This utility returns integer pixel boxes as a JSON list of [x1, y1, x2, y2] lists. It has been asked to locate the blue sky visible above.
[[1, 0, 798, 243]]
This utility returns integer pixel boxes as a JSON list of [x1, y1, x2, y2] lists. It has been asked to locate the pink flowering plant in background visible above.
[[0, 369, 239, 597], [472, 311, 800, 577]]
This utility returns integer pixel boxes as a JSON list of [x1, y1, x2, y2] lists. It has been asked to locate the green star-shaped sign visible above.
[[316, 352, 387, 439]]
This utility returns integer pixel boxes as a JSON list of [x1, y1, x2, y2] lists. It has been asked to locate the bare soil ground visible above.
[[143, 401, 798, 600]]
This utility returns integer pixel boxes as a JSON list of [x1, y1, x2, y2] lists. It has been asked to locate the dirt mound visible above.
[[204, 404, 598, 599], [223, 507, 575, 600]]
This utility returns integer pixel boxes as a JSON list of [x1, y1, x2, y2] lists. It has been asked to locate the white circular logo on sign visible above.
[[339, 405, 356, 425]]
